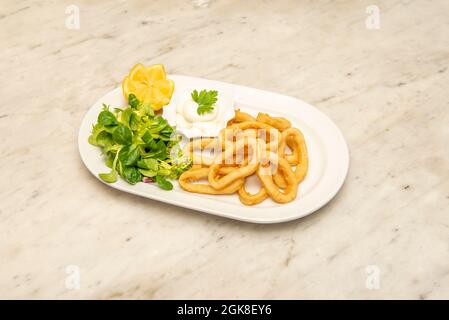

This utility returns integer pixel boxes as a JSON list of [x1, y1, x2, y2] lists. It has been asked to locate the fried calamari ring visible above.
[[257, 157, 298, 203], [184, 138, 218, 156], [278, 130, 300, 165], [278, 127, 308, 183], [220, 121, 277, 142], [219, 122, 280, 152], [273, 128, 308, 188], [237, 122, 280, 148], [273, 170, 288, 189], [184, 137, 219, 166], [256, 112, 291, 131], [209, 138, 259, 189], [226, 135, 264, 167], [209, 162, 259, 190], [238, 183, 268, 206], [219, 129, 276, 162], [230, 121, 276, 132], [227, 109, 256, 126], [179, 167, 244, 195], [283, 136, 300, 165]]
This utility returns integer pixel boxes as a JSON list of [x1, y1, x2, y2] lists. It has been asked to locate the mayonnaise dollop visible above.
[[164, 85, 235, 138]]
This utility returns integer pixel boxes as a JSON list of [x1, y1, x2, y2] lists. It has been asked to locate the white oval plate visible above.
[[78, 75, 349, 224]]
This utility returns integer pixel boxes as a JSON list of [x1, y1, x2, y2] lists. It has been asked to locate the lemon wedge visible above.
[[122, 63, 174, 111]]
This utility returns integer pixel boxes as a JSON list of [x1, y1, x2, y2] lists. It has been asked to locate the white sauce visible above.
[[165, 86, 235, 138]]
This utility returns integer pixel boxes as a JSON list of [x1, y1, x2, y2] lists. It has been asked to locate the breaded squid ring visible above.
[[209, 137, 259, 189], [227, 109, 256, 126], [209, 162, 259, 190], [256, 112, 291, 131], [273, 171, 288, 189], [223, 135, 261, 165], [219, 130, 276, 162], [179, 167, 244, 195], [278, 127, 309, 183], [273, 128, 309, 189], [184, 137, 219, 166], [257, 157, 298, 203], [284, 136, 300, 165], [230, 121, 276, 132], [209, 135, 260, 190], [238, 183, 268, 206], [220, 122, 276, 142], [278, 129, 302, 165], [219, 122, 280, 151]]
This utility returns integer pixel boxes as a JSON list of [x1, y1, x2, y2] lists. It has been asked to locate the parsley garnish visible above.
[[191, 89, 218, 115]]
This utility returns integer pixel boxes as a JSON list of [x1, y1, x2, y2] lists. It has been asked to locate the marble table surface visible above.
[[1, 0, 448, 299]]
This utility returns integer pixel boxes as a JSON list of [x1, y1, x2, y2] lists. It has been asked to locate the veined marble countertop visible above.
[[1, 0, 448, 299]]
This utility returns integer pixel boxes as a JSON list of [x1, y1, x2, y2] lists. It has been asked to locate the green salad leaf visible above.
[[155, 175, 173, 190], [122, 166, 143, 185], [88, 95, 191, 190], [128, 94, 140, 109], [98, 146, 122, 183], [112, 124, 133, 145], [118, 145, 140, 166], [98, 105, 119, 127]]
